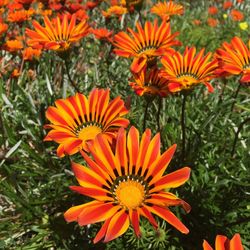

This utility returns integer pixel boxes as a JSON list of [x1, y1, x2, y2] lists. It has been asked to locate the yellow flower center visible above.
[[116, 180, 145, 209], [78, 125, 102, 142], [177, 75, 199, 89]]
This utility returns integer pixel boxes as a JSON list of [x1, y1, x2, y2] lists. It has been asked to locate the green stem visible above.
[[64, 59, 80, 92], [230, 83, 241, 113], [181, 93, 187, 163], [157, 97, 162, 132], [143, 99, 150, 131], [231, 117, 250, 157]]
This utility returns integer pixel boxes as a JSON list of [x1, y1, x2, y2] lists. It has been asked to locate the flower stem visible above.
[[230, 83, 241, 113], [143, 98, 150, 131], [231, 117, 250, 157], [64, 59, 80, 92], [157, 97, 162, 132], [181, 93, 187, 163]]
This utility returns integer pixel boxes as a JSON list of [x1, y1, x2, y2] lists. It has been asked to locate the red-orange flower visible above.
[[91, 28, 113, 42], [7, 9, 34, 23], [161, 47, 218, 92], [26, 14, 89, 52], [230, 9, 244, 21], [0, 22, 8, 36], [151, 1, 184, 21], [215, 36, 250, 83], [44, 88, 129, 157], [22, 47, 41, 61], [64, 126, 191, 243], [208, 6, 218, 15], [207, 18, 219, 27], [102, 5, 127, 18], [193, 19, 201, 26], [130, 67, 170, 97], [4, 39, 23, 52], [223, 1, 233, 10], [113, 20, 180, 73], [203, 233, 244, 250]]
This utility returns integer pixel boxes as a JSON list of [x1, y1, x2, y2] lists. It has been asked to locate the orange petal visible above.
[[230, 234, 244, 250], [148, 205, 189, 234], [104, 209, 130, 242], [203, 240, 213, 250]]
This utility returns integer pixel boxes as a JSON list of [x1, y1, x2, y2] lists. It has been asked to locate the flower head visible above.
[[207, 17, 219, 27], [22, 47, 41, 61], [239, 22, 248, 30], [223, 1, 233, 10], [4, 39, 23, 52], [203, 233, 244, 250], [230, 9, 244, 21], [215, 36, 250, 83], [0, 22, 8, 36], [102, 5, 127, 18], [44, 88, 129, 157], [151, 1, 184, 21], [91, 28, 113, 42], [64, 126, 191, 243], [130, 67, 170, 97], [26, 13, 89, 52], [161, 47, 218, 92], [113, 20, 180, 73], [208, 6, 218, 15], [7, 9, 34, 23]]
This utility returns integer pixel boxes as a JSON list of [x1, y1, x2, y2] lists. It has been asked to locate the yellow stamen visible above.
[[177, 75, 198, 89], [116, 180, 145, 209], [78, 125, 102, 142]]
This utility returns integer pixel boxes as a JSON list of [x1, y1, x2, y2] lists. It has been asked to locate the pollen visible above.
[[115, 180, 145, 210]]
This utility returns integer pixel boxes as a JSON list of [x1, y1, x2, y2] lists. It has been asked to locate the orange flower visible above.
[[0, 22, 8, 36], [113, 20, 180, 73], [151, 1, 184, 21], [230, 9, 244, 21], [161, 47, 218, 93], [215, 36, 250, 83], [11, 68, 21, 78], [22, 47, 41, 61], [26, 14, 89, 52], [208, 6, 218, 15], [207, 17, 219, 27], [193, 19, 201, 26], [236, 0, 243, 3], [44, 88, 129, 157], [223, 1, 233, 10], [85, 0, 99, 10], [203, 233, 244, 250], [7, 9, 34, 23], [4, 39, 23, 52], [64, 126, 191, 243], [91, 28, 113, 41], [122, 0, 143, 10], [102, 5, 127, 18], [130, 67, 170, 97]]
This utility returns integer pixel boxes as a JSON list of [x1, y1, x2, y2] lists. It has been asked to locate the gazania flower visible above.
[[26, 13, 89, 52], [4, 39, 23, 52], [0, 22, 8, 36], [91, 28, 113, 42], [223, 1, 233, 10], [22, 47, 41, 61], [161, 47, 218, 92], [203, 233, 244, 250], [7, 9, 34, 23], [230, 9, 244, 21], [64, 126, 191, 243], [113, 20, 180, 73], [208, 6, 218, 15], [44, 88, 129, 157], [130, 67, 170, 97], [151, 1, 184, 21], [207, 17, 219, 27], [215, 36, 250, 83], [102, 5, 127, 18]]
